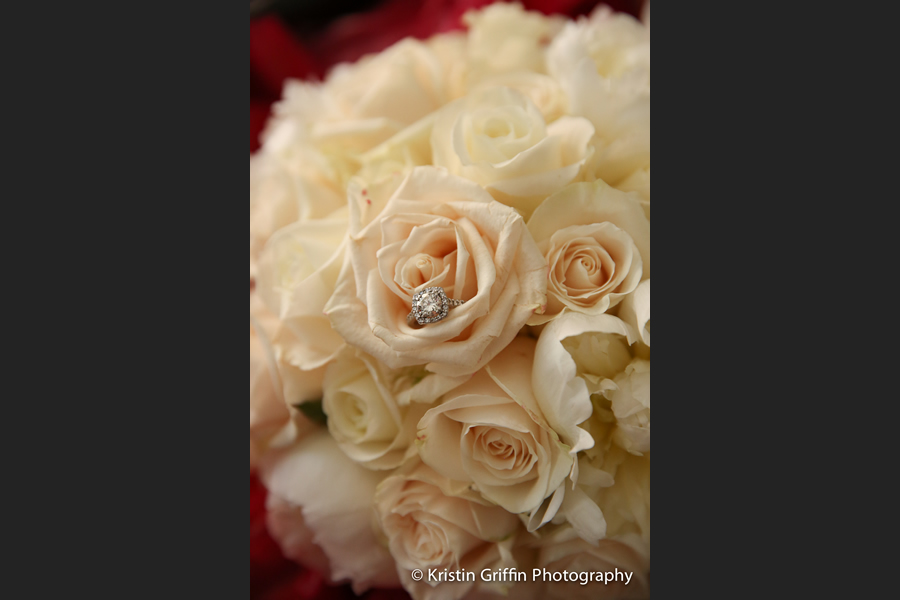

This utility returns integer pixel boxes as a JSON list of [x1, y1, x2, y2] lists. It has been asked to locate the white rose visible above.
[[351, 108, 438, 234], [547, 8, 650, 216], [250, 293, 322, 465], [267, 38, 448, 157], [374, 460, 520, 600], [260, 429, 400, 593], [417, 337, 573, 516], [472, 71, 568, 124], [256, 210, 348, 371], [428, 32, 469, 102], [527, 181, 649, 325], [547, 7, 650, 139], [250, 297, 288, 466], [463, 3, 565, 83], [323, 348, 467, 469], [325, 166, 547, 377], [249, 152, 345, 282], [431, 86, 594, 219]]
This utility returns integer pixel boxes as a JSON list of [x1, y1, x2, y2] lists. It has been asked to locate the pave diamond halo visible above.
[[408, 287, 466, 326]]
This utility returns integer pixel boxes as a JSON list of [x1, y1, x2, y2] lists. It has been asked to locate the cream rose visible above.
[[417, 337, 572, 516], [463, 3, 565, 83], [267, 38, 448, 158], [323, 348, 467, 469], [325, 166, 547, 377], [250, 297, 289, 466], [260, 429, 400, 593], [350, 108, 438, 233], [547, 7, 650, 140], [249, 152, 346, 282], [374, 460, 520, 600], [428, 32, 468, 102], [526, 181, 650, 325], [250, 293, 323, 465], [431, 86, 594, 220], [472, 71, 568, 124], [256, 209, 348, 371], [547, 8, 650, 216]]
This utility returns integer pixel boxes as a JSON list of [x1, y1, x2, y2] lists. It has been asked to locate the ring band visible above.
[[407, 287, 466, 327]]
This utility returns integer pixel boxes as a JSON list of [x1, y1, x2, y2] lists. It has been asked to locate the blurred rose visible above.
[[251, 293, 324, 467], [249, 151, 346, 283], [461, 3, 565, 84], [266, 38, 451, 159], [374, 460, 520, 600], [470, 70, 568, 124], [255, 207, 349, 372], [547, 7, 651, 216]]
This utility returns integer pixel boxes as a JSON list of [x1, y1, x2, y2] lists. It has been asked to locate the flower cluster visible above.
[[250, 4, 650, 599]]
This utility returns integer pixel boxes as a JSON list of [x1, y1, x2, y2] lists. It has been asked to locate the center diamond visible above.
[[412, 287, 449, 324]]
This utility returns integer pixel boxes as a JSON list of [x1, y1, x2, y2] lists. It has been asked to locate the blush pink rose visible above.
[[325, 166, 547, 377]]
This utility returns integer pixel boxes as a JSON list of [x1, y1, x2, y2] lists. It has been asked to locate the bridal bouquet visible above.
[[250, 3, 650, 599]]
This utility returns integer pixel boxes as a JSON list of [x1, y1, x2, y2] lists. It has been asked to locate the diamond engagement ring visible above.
[[407, 287, 466, 327]]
